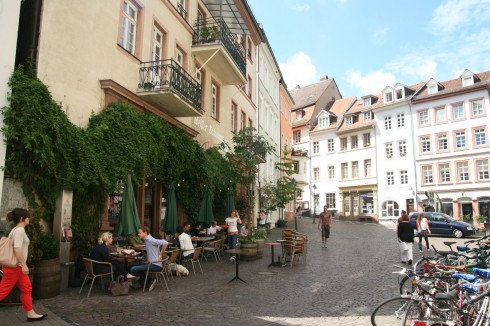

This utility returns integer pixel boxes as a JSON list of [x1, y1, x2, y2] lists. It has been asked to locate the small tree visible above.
[[275, 147, 301, 220]]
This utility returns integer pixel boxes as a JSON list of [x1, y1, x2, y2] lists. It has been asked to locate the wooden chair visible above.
[[281, 240, 305, 268], [202, 240, 220, 262], [166, 249, 181, 279], [184, 247, 203, 275], [142, 256, 169, 292], [79, 258, 114, 298]]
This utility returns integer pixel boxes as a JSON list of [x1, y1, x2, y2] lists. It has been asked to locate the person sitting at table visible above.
[[191, 222, 207, 237], [207, 221, 222, 235], [129, 226, 168, 289], [176, 226, 194, 263], [240, 220, 249, 237], [90, 232, 136, 280]]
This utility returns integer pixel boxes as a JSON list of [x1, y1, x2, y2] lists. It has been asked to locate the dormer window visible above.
[[295, 110, 304, 121], [319, 116, 329, 128], [384, 91, 393, 103], [462, 76, 474, 87], [461, 69, 476, 87], [395, 88, 404, 100], [363, 98, 371, 107], [364, 112, 372, 121], [428, 84, 437, 94], [345, 116, 352, 126]]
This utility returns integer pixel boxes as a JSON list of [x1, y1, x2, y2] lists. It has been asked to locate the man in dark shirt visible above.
[[317, 206, 332, 248]]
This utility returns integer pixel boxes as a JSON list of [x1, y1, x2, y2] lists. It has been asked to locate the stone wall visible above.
[[0, 177, 28, 222]]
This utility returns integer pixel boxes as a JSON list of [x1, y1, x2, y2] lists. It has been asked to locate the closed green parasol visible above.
[[163, 182, 178, 235], [116, 174, 141, 236], [198, 187, 214, 227]]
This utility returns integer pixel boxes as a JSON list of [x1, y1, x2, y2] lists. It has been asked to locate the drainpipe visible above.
[[408, 101, 419, 211]]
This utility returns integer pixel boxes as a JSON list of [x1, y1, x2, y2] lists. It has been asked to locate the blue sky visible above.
[[247, 0, 490, 97]]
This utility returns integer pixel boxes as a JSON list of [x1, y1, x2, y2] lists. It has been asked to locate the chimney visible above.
[[320, 76, 329, 81], [295, 85, 301, 89]]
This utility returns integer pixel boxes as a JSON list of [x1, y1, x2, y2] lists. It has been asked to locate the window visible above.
[[177, 0, 187, 19], [325, 193, 336, 208], [439, 163, 450, 183], [385, 142, 393, 158], [247, 75, 252, 99], [421, 136, 431, 153], [151, 28, 163, 62], [351, 135, 358, 149], [398, 140, 407, 157], [340, 137, 347, 151], [428, 84, 437, 94], [400, 170, 408, 184], [240, 111, 246, 130], [211, 83, 219, 119], [293, 161, 299, 173], [247, 38, 252, 60], [120, 0, 138, 54], [438, 133, 448, 151], [477, 159, 489, 181], [328, 165, 335, 179], [294, 131, 300, 144], [313, 141, 319, 154], [363, 98, 371, 107], [381, 200, 399, 218], [341, 163, 348, 180], [452, 103, 464, 120], [435, 107, 446, 124], [457, 161, 469, 182], [327, 139, 334, 152], [319, 116, 329, 128], [395, 88, 404, 100], [364, 159, 371, 177], [363, 133, 371, 147], [455, 130, 466, 149], [175, 47, 185, 68], [422, 165, 433, 184], [313, 167, 320, 181], [418, 110, 429, 126], [352, 161, 359, 179], [344, 195, 350, 213], [295, 111, 303, 121], [364, 112, 372, 121], [386, 171, 394, 186], [384, 91, 393, 103], [463, 75, 474, 86], [384, 116, 392, 130], [231, 102, 237, 132], [397, 113, 405, 127], [475, 128, 487, 146], [472, 99, 484, 117], [345, 116, 352, 126]]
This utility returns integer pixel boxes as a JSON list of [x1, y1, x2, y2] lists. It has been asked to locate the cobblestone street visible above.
[[1, 218, 480, 325]]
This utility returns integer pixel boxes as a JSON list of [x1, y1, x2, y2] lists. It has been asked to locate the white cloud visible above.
[[292, 4, 310, 12], [279, 52, 318, 89], [430, 0, 490, 35], [387, 54, 438, 80], [372, 27, 389, 46], [347, 70, 397, 95]]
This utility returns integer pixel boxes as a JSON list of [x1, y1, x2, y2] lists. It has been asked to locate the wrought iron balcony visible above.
[[137, 59, 202, 117], [192, 17, 246, 85]]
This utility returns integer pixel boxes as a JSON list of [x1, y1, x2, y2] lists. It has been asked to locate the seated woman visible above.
[[90, 232, 136, 279]]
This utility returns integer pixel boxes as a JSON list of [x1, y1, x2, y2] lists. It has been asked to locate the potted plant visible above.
[[32, 232, 61, 299], [239, 234, 257, 261], [276, 219, 288, 228], [254, 228, 267, 258]]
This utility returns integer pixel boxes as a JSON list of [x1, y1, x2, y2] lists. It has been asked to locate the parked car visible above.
[[409, 212, 475, 238]]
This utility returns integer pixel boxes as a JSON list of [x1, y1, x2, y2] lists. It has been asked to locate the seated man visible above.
[[190, 222, 207, 237], [129, 226, 168, 290], [207, 221, 222, 235], [176, 226, 195, 263]]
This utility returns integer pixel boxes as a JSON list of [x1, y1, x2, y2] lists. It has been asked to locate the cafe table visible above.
[[264, 242, 281, 267], [225, 249, 254, 284], [109, 250, 143, 269], [193, 236, 215, 245]]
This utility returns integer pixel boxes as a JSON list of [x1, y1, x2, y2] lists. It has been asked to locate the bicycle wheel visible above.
[[399, 275, 416, 295], [371, 296, 423, 326]]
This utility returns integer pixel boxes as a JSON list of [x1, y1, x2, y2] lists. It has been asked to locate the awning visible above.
[[202, 0, 250, 35]]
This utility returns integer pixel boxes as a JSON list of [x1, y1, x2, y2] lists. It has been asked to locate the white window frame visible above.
[[477, 159, 489, 181], [439, 163, 451, 183], [400, 170, 408, 184], [452, 103, 464, 120], [327, 139, 334, 152], [120, 0, 138, 54], [352, 161, 359, 179], [422, 165, 433, 184], [364, 159, 371, 177], [398, 140, 406, 157], [419, 110, 429, 126], [328, 165, 335, 179], [386, 171, 394, 186], [211, 83, 218, 119], [457, 161, 470, 182], [313, 167, 320, 181], [385, 142, 393, 158], [341, 163, 348, 180], [351, 135, 358, 149], [313, 141, 319, 154], [475, 128, 486, 146], [384, 116, 392, 130], [397, 113, 405, 127]]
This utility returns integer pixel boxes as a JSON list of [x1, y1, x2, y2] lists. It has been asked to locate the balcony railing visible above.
[[177, 2, 187, 19], [138, 59, 202, 111], [292, 148, 308, 157], [193, 17, 245, 77]]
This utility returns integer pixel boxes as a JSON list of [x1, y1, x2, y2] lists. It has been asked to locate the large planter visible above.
[[239, 242, 257, 261], [0, 266, 34, 305], [256, 239, 265, 258], [33, 257, 61, 299]]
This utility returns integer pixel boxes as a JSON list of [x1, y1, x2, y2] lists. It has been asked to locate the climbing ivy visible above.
[[2, 65, 234, 262]]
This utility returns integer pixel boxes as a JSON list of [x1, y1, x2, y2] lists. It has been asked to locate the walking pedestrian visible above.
[[317, 205, 332, 248], [296, 204, 303, 219], [397, 210, 407, 224], [0, 208, 48, 322], [397, 212, 414, 265], [416, 212, 431, 252]]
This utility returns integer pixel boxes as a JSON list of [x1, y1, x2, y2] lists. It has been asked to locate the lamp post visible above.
[[312, 184, 317, 224], [292, 178, 297, 231]]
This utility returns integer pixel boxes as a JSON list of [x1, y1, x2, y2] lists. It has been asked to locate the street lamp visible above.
[[292, 178, 297, 231], [312, 184, 317, 224]]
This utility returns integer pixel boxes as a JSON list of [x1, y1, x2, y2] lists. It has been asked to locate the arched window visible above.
[[381, 200, 399, 217]]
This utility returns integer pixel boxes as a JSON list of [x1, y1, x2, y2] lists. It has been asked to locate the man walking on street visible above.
[[318, 205, 332, 248]]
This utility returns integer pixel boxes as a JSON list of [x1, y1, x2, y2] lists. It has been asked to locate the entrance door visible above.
[[461, 203, 473, 220]]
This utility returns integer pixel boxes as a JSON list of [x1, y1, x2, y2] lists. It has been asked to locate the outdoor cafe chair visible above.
[[184, 247, 203, 275], [142, 256, 170, 292], [79, 258, 114, 298], [281, 240, 305, 268], [166, 249, 181, 279], [202, 240, 220, 262]]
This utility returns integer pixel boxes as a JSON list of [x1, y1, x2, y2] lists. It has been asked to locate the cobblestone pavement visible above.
[[1, 218, 481, 325]]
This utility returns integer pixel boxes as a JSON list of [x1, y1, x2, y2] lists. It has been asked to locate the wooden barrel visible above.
[[239, 242, 257, 261], [33, 258, 61, 299], [256, 239, 265, 258]]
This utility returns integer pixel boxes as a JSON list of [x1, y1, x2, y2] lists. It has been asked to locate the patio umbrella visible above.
[[226, 188, 235, 218], [163, 182, 178, 235], [116, 174, 141, 236], [198, 187, 214, 227]]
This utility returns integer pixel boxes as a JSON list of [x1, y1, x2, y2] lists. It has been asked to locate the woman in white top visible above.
[[225, 210, 242, 255], [416, 212, 431, 252]]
